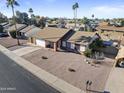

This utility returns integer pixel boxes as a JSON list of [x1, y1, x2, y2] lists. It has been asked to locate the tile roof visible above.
[[25, 27, 42, 37], [97, 26, 124, 32], [67, 31, 94, 45], [7, 24, 27, 32], [34, 27, 70, 42], [20, 25, 36, 33]]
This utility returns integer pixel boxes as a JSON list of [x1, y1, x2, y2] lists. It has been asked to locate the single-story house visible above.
[[25, 27, 42, 38], [7, 24, 27, 37], [0, 22, 9, 27], [19, 25, 36, 38], [65, 23, 85, 31], [97, 26, 124, 33], [61, 31, 94, 53], [28, 27, 72, 51]]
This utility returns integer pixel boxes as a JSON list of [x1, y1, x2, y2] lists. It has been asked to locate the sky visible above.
[[0, 0, 124, 19]]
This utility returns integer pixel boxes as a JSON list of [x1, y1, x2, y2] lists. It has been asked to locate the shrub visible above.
[[83, 49, 92, 57], [9, 30, 16, 38], [89, 39, 104, 50]]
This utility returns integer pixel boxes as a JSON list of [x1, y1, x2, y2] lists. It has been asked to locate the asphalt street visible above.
[[0, 52, 61, 93]]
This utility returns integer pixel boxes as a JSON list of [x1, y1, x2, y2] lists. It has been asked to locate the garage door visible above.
[[80, 46, 86, 52], [36, 39, 46, 47]]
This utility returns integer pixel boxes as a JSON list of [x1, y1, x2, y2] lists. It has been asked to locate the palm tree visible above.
[[92, 14, 94, 19], [6, 0, 20, 45], [72, 2, 79, 29], [28, 8, 33, 25], [28, 8, 33, 18]]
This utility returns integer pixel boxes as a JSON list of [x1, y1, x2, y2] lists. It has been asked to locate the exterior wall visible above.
[[36, 39, 46, 47], [96, 46, 118, 55], [46, 41, 54, 48], [61, 41, 86, 53], [28, 37, 36, 44]]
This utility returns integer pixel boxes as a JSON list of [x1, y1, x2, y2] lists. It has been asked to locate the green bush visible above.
[[9, 30, 16, 38], [83, 49, 92, 57], [89, 39, 104, 50]]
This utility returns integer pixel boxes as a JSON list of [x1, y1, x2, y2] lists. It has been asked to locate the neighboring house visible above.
[[0, 22, 11, 31], [19, 25, 36, 38], [0, 22, 8, 27], [65, 23, 85, 31], [28, 27, 72, 51], [97, 26, 124, 33], [61, 31, 94, 53], [46, 24, 58, 28], [7, 24, 27, 38]]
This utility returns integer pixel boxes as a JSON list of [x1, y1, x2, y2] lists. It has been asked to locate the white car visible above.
[[118, 60, 124, 68]]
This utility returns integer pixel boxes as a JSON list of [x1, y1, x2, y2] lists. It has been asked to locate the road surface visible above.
[[0, 52, 61, 93]]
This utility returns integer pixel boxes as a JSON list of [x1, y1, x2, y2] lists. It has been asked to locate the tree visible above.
[[35, 17, 46, 29], [121, 20, 124, 26], [6, 0, 20, 45], [82, 17, 89, 24], [0, 12, 8, 23], [72, 2, 79, 29]]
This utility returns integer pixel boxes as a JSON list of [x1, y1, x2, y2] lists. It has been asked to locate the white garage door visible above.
[[80, 46, 86, 52], [36, 39, 46, 47]]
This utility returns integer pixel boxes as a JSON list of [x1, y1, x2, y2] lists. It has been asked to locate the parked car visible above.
[[117, 59, 124, 68], [0, 32, 8, 37]]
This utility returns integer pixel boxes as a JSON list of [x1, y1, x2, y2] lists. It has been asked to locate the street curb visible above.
[[0, 45, 85, 93], [104, 58, 117, 92]]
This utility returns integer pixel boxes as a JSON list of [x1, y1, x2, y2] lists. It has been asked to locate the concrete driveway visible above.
[[0, 37, 27, 48], [22, 49, 115, 92]]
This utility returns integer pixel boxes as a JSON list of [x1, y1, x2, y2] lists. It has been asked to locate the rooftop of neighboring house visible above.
[[97, 25, 124, 32], [99, 31, 123, 41], [25, 27, 42, 37], [7, 24, 27, 32], [67, 31, 123, 45], [67, 31, 94, 45], [65, 23, 85, 28], [34, 27, 70, 42], [46, 23, 58, 27], [98, 22, 108, 26], [20, 25, 36, 33], [0, 22, 9, 26]]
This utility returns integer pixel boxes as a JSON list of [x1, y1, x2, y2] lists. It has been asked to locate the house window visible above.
[[62, 41, 66, 47], [71, 43, 75, 49]]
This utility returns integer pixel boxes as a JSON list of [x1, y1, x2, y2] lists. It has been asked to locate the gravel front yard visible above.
[[22, 49, 115, 92]]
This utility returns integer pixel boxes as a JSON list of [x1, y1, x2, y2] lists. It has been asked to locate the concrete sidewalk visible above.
[[12, 46, 41, 56], [105, 68, 124, 93], [0, 45, 85, 93]]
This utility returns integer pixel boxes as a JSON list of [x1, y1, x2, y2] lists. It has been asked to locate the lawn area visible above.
[[22, 49, 115, 92]]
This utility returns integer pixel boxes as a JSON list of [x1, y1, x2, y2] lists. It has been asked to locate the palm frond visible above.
[[14, 1, 19, 6]]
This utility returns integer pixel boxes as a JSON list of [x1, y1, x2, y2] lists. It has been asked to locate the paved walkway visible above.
[[0, 45, 85, 93], [105, 67, 124, 93], [12, 46, 41, 56]]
